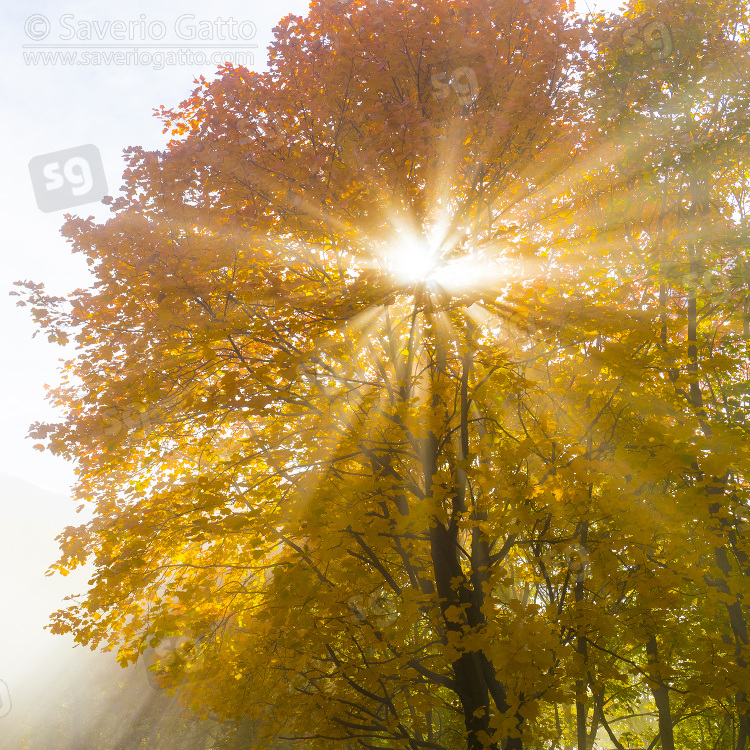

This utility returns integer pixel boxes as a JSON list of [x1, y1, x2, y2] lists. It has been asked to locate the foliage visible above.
[[14, 0, 750, 748]]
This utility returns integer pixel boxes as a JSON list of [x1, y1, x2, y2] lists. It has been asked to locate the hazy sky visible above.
[[0, 0, 624, 730]]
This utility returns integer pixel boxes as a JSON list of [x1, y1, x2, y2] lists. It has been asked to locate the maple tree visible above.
[[14, 0, 750, 748]]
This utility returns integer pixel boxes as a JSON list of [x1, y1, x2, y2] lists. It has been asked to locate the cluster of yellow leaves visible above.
[[14, 0, 750, 748]]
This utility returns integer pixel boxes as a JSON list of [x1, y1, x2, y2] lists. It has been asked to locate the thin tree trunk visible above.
[[646, 634, 676, 750], [575, 522, 589, 750], [587, 688, 605, 750]]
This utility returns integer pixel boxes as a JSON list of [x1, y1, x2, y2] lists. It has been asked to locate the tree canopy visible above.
[[14, 0, 750, 748]]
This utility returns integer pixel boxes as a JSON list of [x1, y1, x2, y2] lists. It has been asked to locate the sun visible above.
[[380, 217, 511, 293], [388, 234, 440, 284]]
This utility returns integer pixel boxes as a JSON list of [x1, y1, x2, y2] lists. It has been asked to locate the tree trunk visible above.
[[646, 634, 676, 750], [575, 522, 589, 750], [424, 342, 523, 750]]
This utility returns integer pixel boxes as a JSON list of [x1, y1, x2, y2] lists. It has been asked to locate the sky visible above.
[[0, 0, 624, 737]]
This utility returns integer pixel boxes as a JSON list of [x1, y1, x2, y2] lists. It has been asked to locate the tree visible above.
[[14, 0, 750, 748]]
